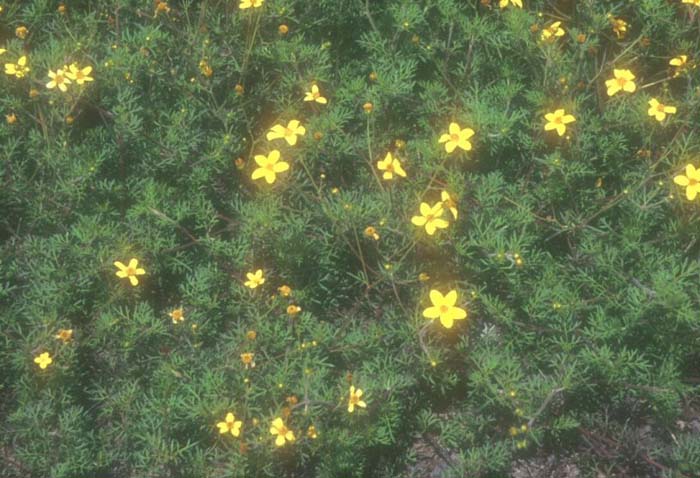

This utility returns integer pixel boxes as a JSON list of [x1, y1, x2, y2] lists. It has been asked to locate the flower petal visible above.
[[411, 215, 427, 226], [674, 174, 689, 186], [273, 161, 289, 173], [429, 289, 445, 307], [443, 290, 458, 307]]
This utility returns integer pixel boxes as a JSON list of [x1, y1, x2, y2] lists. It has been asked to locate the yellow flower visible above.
[[364, 226, 380, 241], [244, 269, 265, 288], [605, 69, 636, 96], [541, 21, 565, 41], [673, 164, 700, 201], [348, 385, 367, 413], [544, 109, 576, 136], [270, 417, 295, 446], [647, 99, 676, 122], [441, 191, 458, 220], [266, 120, 306, 146], [363, 102, 373, 113], [15, 26, 28, 39], [0, 48, 6, 55], [34, 352, 53, 369], [216, 412, 242, 437], [304, 84, 327, 104], [169, 308, 184, 324], [278, 285, 292, 296], [5, 55, 30, 78], [65, 63, 94, 85], [670, 55, 688, 67], [240, 0, 264, 9], [423, 289, 468, 329], [499, 0, 523, 7], [46, 68, 72, 92], [114, 258, 146, 286], [154, 0, 170, 16], [246, 330, 257, 340], [55, 329, 73, 343], [682, 0, 700, 6], [307, 425, 318, 439], [610, 17, 628, 39], [278, 24, 289, 35], [411, 201, 449, 236], [376, 152, 407, 180], [251, 150, 289, 184], [240, 352, 255, 368], [199, 59, 213, 77], [438, 122, 474, 153], [287, 304, 302, 316], [5, 113, 16, 124]]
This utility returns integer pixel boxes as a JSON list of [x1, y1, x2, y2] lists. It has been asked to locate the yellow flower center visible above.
[[349, 394, 359, 404], [440, 305, 449, 313], [266, 163, 275, 171], [450, 133, 459, 142], [385, 163, 394, 171], [313, 91, 320, 98], [617, 77, 627, 86], [285, 127, 293, 136], [172, 310, 182, 320], [126, 267, 136, 276], [425, 214, 434, 221], [553, 115, 563, 124], [56, 74, 66, 83], [277, 424, 288, 435], [656, 103, 666, 112], [689, 178, 698, 186]]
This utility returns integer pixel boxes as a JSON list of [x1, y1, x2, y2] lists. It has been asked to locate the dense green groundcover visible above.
[[2, 0, 700, 477]]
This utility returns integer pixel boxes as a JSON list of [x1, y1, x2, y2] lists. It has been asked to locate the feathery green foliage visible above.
[[1, 1, 700, 477]]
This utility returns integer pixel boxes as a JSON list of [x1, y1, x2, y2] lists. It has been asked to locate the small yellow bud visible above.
[[364, 226, 380, 241], [15, 26, 28, 39], [278, 24, 289, 35], [278, 285, 292, 297], [363, 102, 373, 113]]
